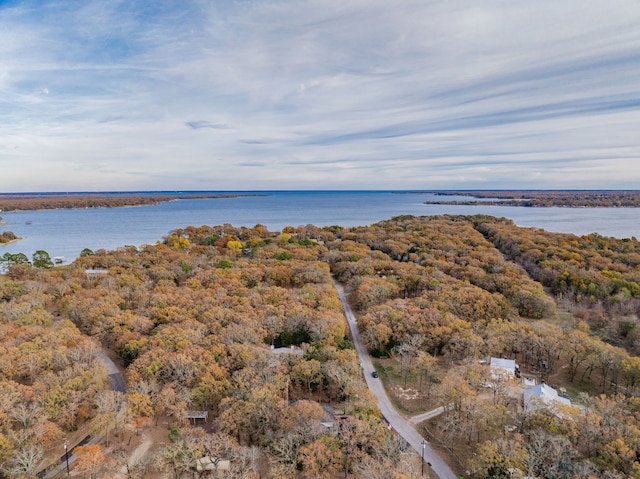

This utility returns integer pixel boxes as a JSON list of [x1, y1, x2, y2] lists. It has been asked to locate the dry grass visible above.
[[373, 358, 441, 415]]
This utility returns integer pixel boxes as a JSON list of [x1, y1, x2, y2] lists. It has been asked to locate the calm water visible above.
[[1, 191, 639, 263]]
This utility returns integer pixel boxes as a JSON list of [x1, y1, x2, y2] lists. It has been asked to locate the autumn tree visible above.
[[414, 351, 439, 397], [392, 335, 422, 388], [299, 435, 341, 479], [75, 444, 106, 479], [290, 359, 323, 399]]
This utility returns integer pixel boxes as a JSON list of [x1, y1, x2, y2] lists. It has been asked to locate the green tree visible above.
[[216, 259, 233, 269], [32, 250, 54, 268], [1, 252, 31, 266]]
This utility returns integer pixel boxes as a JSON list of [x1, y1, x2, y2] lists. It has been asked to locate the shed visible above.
[[187, 410, 208, 424]]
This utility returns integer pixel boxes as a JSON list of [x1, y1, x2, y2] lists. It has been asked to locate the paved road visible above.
[[334, 280, 458, 479], [95, 350, 127, 393]]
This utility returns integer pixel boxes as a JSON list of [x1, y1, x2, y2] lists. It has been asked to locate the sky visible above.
[[1, 0, 639, 192]]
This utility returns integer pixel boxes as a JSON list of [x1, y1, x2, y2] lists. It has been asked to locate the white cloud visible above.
[[1, 0, 639, 191]]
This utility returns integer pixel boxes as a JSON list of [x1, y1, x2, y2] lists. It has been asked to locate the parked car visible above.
[[371, 371, 379, 378]]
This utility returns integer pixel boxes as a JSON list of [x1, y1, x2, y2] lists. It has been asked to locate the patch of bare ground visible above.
[[120, 432, 153, 476], [374, 357, 441, 414], [137, 422, 173, 479], [392, 385, 421, 401]]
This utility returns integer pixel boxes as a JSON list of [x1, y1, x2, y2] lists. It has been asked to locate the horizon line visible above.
[[2, 188, 640, 196]]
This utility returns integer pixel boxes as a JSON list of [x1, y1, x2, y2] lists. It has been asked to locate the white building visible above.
[[523, 383, 571, 411], [490, 357, 519, 379]]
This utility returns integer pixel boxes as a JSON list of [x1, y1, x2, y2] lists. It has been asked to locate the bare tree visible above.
[[354, 454, 395, 479], [10, 402, 42, 429], [5, 444, 44, 478], [95, 390, 127, 447], [392, 335, 423, 388], [526, 430, 577, 478]]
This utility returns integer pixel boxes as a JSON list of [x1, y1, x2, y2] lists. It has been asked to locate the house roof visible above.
[[490, 357, 517, 371], [523, 383, 571, 411]]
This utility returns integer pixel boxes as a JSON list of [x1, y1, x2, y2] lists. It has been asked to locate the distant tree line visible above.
[[424, 190, 640, 207], [0, 193, 264, 212]]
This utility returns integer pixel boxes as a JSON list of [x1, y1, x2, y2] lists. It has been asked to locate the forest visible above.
[[0, 193, 262, 212], [424, 190, 640, 207], [1, 215, 640, 478]]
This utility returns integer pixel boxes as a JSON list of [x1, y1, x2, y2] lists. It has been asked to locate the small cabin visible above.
[[187, 410, 208, 424]]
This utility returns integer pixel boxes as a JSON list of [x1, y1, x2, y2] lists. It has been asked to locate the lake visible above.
[[1, 191, 639, 263]]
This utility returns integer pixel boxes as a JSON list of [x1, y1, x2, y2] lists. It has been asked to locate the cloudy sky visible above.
[[1, 0, 639, 192]]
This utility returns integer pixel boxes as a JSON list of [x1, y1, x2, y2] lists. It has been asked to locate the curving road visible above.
[[334, 280, 458, 479], [95, 350, 127, 393]]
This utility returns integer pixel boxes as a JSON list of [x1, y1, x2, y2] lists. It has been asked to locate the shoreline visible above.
[[423, 190, 640, 208], [0, 238, 22, 247], [422, 201, 640, 208], [0, 193, 269, 213]]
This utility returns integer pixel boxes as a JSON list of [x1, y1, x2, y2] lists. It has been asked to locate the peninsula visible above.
[[0, 230, 19, 245], [0, 193, 265, 212], [423, 190, 640, 207]]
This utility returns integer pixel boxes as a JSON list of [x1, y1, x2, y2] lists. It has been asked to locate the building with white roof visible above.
[[490, 357, 519, 379], [523, 383, 571, 411]]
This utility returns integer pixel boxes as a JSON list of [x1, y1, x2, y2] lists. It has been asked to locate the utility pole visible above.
[[421, 440, 426, 477], [64, 439, 70, 475]]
